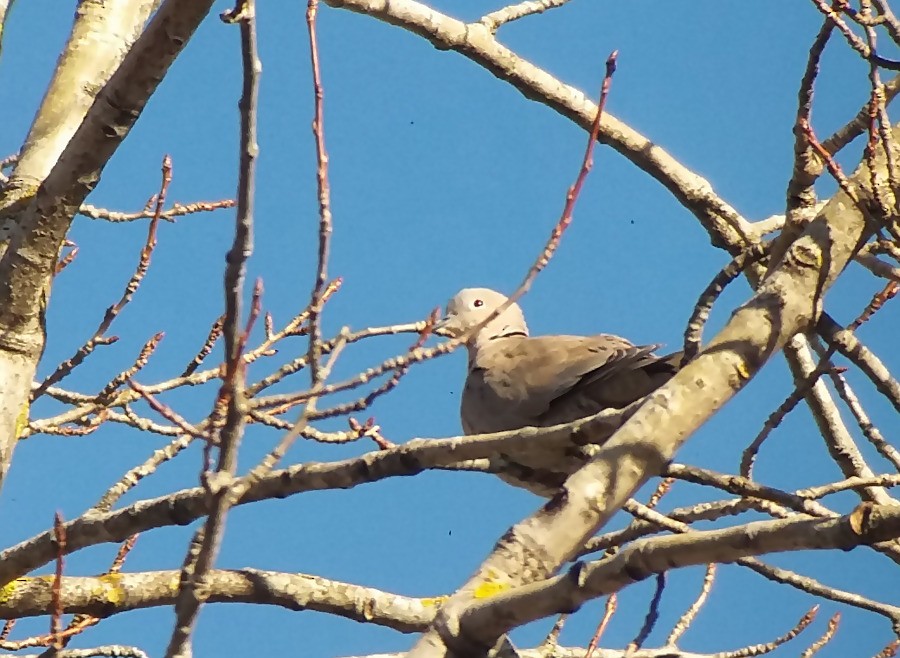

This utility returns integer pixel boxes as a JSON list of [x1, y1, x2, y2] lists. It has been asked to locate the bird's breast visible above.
[[461, 367, 535, 434]]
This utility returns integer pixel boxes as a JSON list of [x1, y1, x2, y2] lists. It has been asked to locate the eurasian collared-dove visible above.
[[436, 288, 681, 493]]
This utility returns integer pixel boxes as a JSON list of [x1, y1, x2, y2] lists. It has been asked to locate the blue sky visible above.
[[2, 1, 899, 656]]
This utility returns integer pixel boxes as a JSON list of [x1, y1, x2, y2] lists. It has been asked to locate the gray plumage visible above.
[[436, 288, 680, 493]]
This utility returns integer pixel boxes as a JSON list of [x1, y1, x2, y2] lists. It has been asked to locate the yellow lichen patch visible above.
[[473, 580, 509, 599], [420, 595, 449, 607], [0, 578, 30, 604], [93, 573, 125, 605], [15, 401, 29, 440], [735, 359, 750, 381], [0, 182, 40, 219]]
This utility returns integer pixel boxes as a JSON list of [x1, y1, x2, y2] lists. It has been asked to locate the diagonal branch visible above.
[[454, 504, 900, 643], [323, 0, 759, 254]]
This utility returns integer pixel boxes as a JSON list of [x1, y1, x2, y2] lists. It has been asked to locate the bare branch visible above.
[[453, 505, 900, 643], [479, 0, 572, 33], [164, 1, 260, 654]]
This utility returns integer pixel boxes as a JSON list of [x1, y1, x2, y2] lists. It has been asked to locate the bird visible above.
[[435, 287, 681, 493]]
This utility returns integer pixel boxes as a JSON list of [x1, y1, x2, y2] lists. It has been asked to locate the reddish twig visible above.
[[98, 332, 165, 400], [645, 477, 675, 510], [801, 118, 861, 205], [851, 280, 899, 330], [55, 240, 79, 274], [128, 380, 207, 440], [239, 278, 264, 358], [109, 534, 140, 574], [182, 315, 225, 377], [584, 595, 617, 658], [1, 617, 100, 651], [257, 53, 621, 420], [0, 620, 14, 642], [34, 155, 173, 399], [667, 563, 717, 645], [810, 0, 900, 69], [51, 512, 67, 648], [509, 50, 618, 301], [800, 612, 840, 657], [723, 605, 818, 657]]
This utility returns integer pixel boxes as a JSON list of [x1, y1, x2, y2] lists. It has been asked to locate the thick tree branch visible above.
[[0, 0, 157, 227], [0, 569, 432, 633], [0, 0, 160, 494], [4, 501, 900, 643], [0, 408, 631, 586], [0, 0, 215, 492], [455, 504, 900, 644]]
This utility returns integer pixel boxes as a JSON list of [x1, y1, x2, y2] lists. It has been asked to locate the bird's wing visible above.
[[476, 335, 653, 415]]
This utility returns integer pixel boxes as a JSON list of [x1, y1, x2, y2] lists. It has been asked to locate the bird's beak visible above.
[[433, 313, 461, 338]]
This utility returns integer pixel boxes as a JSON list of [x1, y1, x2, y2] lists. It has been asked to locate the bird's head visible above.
[[434, 287, 529, 345]]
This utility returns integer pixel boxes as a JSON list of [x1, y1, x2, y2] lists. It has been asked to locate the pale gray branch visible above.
[[456, 505, 900, 644]]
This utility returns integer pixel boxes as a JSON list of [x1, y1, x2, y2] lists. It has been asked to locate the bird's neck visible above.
[[466, 331, 527, 364]]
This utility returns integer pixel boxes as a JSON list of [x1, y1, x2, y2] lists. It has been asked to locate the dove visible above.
[[436, 287, 681, 493]]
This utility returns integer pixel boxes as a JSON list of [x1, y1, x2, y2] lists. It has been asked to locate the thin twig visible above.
[[79, 198, 234, 223], [55, 240, 79, 274], [625, 573, 666, 654], [127, 380, 207, 440], [830, 367, 900, 471], [740, 355, 843, 478], [719, 606, 818, 658], [799, 612, 840, 658], [584, 595, 617, 658], [51, 512, 66, 649], [682, 242, 769, 364], [773, 10, 834, 267], [98, 332, 164, 400], [93, 433, 197, 512], [479, 0, 572, 33], [306, 0, 334, 386], [817, 313, 900, 413], [164, 3, 259, 655], [34, 156, 173, 398], [182, 315, 225, 376], [809, 0, 900, 69], [666, 563, 716, 645]]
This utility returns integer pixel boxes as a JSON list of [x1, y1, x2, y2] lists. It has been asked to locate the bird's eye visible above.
[[473, 299, 484, 308]]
